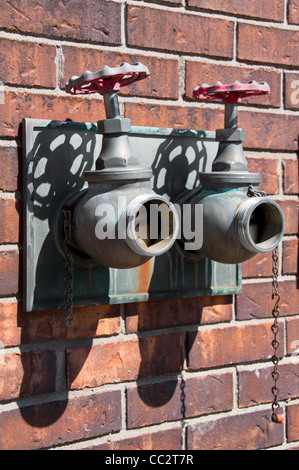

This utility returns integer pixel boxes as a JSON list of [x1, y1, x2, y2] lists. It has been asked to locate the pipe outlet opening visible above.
[[126, 195, 179, 257], [237, 198, 285, 253]]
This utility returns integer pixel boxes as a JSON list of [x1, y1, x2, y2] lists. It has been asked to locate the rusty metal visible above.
[[271, 247, 284, 424], [23, 118, 241, 312]]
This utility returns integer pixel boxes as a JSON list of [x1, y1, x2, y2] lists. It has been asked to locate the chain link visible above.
[[271, 246, 283, 423], [63, 208, 74, 326], [247, 185, 283, 423]]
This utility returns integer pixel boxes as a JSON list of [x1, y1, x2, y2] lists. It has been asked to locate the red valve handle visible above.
[[193, 80, 270, 103], [65, 62, 150, 95]]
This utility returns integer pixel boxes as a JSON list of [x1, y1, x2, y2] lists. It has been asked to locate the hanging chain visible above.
[[271, 247, 284, 423], [63, 207, 74, 325], [247, 185, 284, 423]]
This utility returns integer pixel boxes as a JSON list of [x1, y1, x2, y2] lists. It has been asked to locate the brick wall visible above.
[[0, 0, 298, 450]]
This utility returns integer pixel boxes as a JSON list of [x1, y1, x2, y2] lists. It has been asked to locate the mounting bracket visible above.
[[23, 118, 242, 312]]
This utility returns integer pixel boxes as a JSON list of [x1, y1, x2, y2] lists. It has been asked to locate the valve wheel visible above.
[[65, 62, 150, 95], [193, 80, 270, 103]]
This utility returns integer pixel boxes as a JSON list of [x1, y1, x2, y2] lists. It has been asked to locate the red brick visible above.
[[247, 157, 279, 194], [288, 0, 299, 24], [238, 24, 299, 67], [285, 73, 299, 110], [67, 333, 183, 390], [125, 102, 223, 131], [127, 6, 234, 58], [236, 280, 299, 320], [83, 428, 182, 450], [0, 390, 121, 450], [239, 111, 299, 152], [238, 362, 299, 408], [283, 159, 299, 194], [125, 295, 232, 332], [0, 91, 105, 138], [0, 249, 19, 296], [0, 198, 21, 244], [0, 147, 20, 192], [282, 238, 298, 274], [276, 199, 298, 234], [0, 39, 56, 88], [127, 372, 233, 428], [0, 0, 121, 45], [187, 0, 284, 22], [187, 409, 283, 450], [287, 404, 299, 442], [186, 61, 281, 108], [63, 47, 179, 100], [0, 301, 121, 348], [187, 322, 284, 370], [286, 318, 299, 355], [242, 251, 273, 279], [126, 103, 299, 152], [0, 350, 56, 401]]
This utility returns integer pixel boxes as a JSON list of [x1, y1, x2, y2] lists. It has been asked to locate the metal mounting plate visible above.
[[23, 118, 242, 312]]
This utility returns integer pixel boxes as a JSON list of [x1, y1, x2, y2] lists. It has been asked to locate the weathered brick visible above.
[[0, 147, 20, 192], [187, 409, 284, 450], [276, 199, 298, 234], [0, 0, 121, 45], [285, 73, 299, 110], [187, 322, 284, 370], [0, 39, 56, 89], [238, 362, 299, 408], [125, 295, 232, 333], [247, 157, 279, 194], [2, 302, 120, 348], [283, 159, 299, 194], [67, 333, 183, 390], [282, 238, 298, 274], [236, 280, 299, 320], [125, 102, 223, 131], [187, 0, 284, 22], [0, 91, 105, 138], [0, 249, 19, 296], [63, 47, 179, 100], [125, 103, 299, 152], [127, 372, 233, 428], [287, 403, 299, 442], [127, 6, 234, 58], [83, 428, 182, 450], [238, 24, 299, 67], [185, 61, 281, 108], [242, 251, 273, 279], [0, 198, 21, 244], [0, 390, 121, 450], [0, 350, 56, 401], [288, 0, 299, 25], [286, 318, 299, 355], [239, 111, 299, 152]]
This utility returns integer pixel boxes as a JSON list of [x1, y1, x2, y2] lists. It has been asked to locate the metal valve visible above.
[[193, 80, 270, 129], [193, 80, 270, 172], [66, 62, 149, 119], [61, 62, 179, 270]]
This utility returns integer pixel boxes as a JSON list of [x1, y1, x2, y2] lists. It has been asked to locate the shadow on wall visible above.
[[17, 126, 208, 433]]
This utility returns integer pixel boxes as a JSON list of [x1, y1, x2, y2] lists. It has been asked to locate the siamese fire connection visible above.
[[61, 62, 179, 269], [179, 81, 285, 264]]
